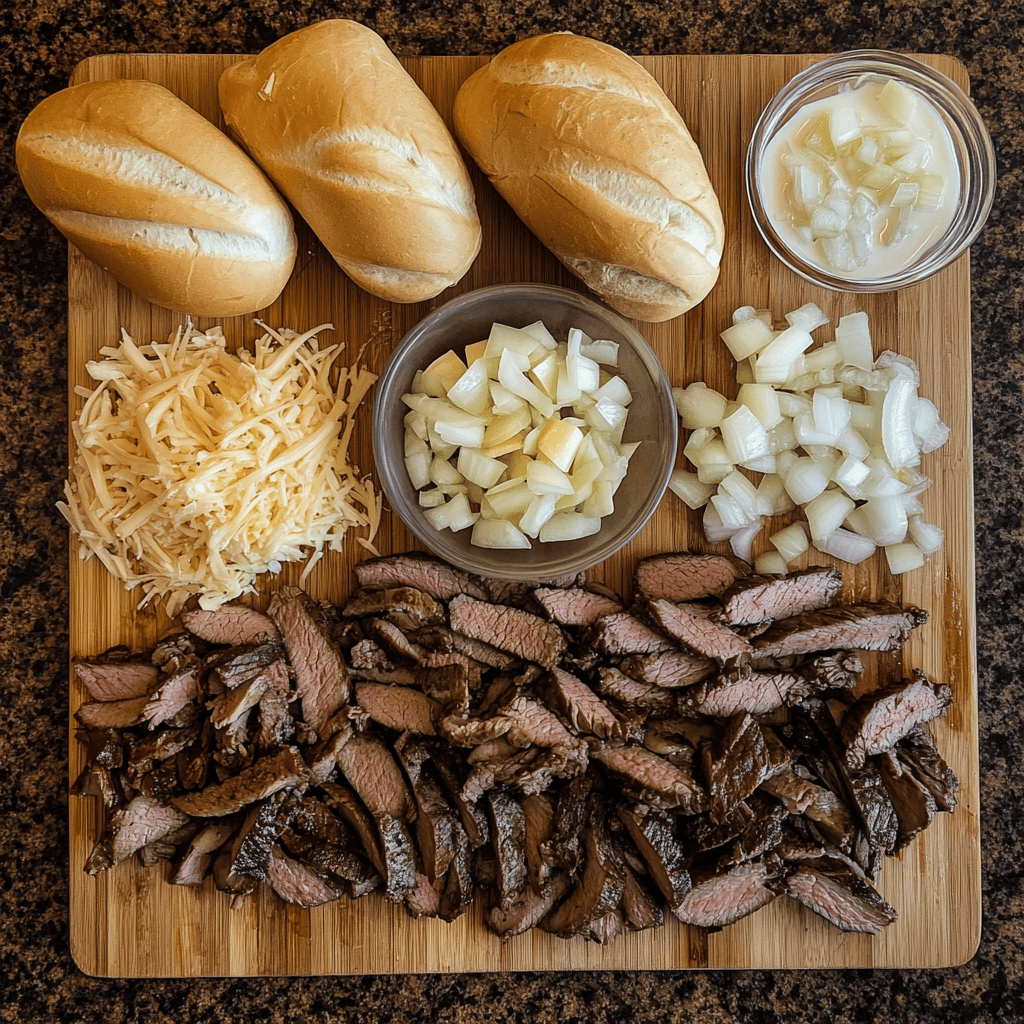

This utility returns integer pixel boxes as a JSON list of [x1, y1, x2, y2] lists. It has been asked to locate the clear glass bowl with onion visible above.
[[371, 283, 677, 582], [746, 50, 996, 292]]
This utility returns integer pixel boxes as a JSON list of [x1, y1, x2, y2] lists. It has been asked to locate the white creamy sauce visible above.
[[760, 76, 960, 280]]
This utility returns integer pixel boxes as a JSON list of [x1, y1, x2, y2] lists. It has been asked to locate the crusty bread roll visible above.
[[218, 20, 483, 304], [15, 79, 297, 317], [453, 33, 725, 322]]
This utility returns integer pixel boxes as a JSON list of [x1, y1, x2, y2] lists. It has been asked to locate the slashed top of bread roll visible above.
[[453, 33, 725, 321], [15, 78, 297, 317], [218, 19, 482, 303]]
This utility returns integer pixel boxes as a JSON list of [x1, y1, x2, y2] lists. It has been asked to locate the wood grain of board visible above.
[[65, 51, 980, 976]]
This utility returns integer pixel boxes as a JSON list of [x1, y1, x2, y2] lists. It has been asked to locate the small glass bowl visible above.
[[746, 50, 996, 292], [371, 283, 677, 583]]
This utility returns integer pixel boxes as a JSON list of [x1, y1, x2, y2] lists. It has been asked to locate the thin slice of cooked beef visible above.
[[840, 671, 953, 767], [760, 766, 857, 850], [230, 789, 301, 880], [585, 612, 676, 657], [542, 801, 625, 939], [343, 586, 446, 631], [353, 551, 490, 602], [618, 649, 717, 689], [592, 745, 708, 814], [280, 797, 379, 897], [719, 567, 843, 627], [182, 606, 278, 646], [752, 602, 928, 659], [429, 744, 490, 849], [449, 632, 519, 670], [532, 586, 624, 627], [541, 773, 594, 873], [672, 859, 778, 928], [542, 667, 627, 741], [634, 551, 748, 602], [213, 831, 259, 902], [354, 682, 440, 736], [702, 714, 775, 824], [594, 666, 677, 713], [334, 733, 416, 822], [438, 713, 513, 748], [487, 873, 572, 939], [678, 666, 812, 719], [171, 746, 310, 817], [896, 726, 959, 812], [207, 663, 278, 730], [126, 720, 204, 783], [616, 803, 692, 906], [643, 599, 752, 663], [71, 760, 127, 812], [483, 572, 585, 607], [783, 859, 897, 934], [267, 587, 350, 738], [207, 641, 284, 691], [170, 821, 237, 885], [619, 858, 665, 932], [418, 662, 471, 716], [589, 908, 627, 945], [74, 657, 157, 702], [802, 651, 864, 694], [715, 792, 788, 868], [360, 617, 423, 663], [85, 794, 193, 873], [75, 696, 150, 730], [500, 694, 581, 751], [521, 793, 556, 893], [464, 743, 587, 802], [876, 757, 938, 852], [438, 826, 475, 921], [143, 657, 204, 729], [419, 651, 486, 689], [486, 787, 528, 911], [448, 594, 567, 669], [395, 739, 461, 884], [265, 844, 341, 908]]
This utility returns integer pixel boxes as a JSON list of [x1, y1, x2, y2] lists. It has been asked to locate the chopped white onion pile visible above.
[[670, 303, 948, 573], [402, 321, 638, 549], [782, 78, 947, 273]]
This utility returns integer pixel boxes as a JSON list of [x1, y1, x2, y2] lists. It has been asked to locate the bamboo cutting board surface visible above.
[[66, 51, 980, 976]]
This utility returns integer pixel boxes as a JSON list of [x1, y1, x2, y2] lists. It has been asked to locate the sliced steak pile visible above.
[[72, 548, 955, 943]]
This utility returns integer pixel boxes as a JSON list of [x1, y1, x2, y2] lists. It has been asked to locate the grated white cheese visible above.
[[59, 322, 380, 615]]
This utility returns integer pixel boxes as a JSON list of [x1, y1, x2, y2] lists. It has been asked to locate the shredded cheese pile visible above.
[[59, 322, 381, 615]]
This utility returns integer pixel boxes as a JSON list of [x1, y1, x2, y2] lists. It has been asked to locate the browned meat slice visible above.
[[280, 797, 379, 897], [448, 594, 567, 668], [678, 666, 814, 718], [347, 663, 420, 686], [483, 572, 585, 606], [616, 803, 691, 906], [354, 682, 440, 736], [619, 859, 664, 932], [343, 586, 446, 631], [143, 657, 204, 729], [207, 641, 283, 690], [643, 599, 752, 662], [438, 713, 513, 747], [715, 792, 787, 868], [672, 860, 777, 927], [450, 632, 519, 670], [169, 821, 236, 885], [335, 733, 416, 822], [85, 794, 193, 873], [486, 787, 528, 911], [267, 587, 350, 738], [719, 566, 843, 627], [361, 617, 423, 663], [439, 826, 475, 921], [634, 551, 748, 602], [589, 908, 626, 945], [464, 742, 587, 802], [896, 726, 959, 812], [418, 662, 471, 716], [541, 773, 593, 873], [798, 651, 864, 694], [752, 602, 928, 659], [182, 606, 278, 646], [594, 666, 677, 712], [532, 586, 624, 626], [618, 649, 716, 689], [353, 551, 490, 601], [542, 667, 627, 741], [543, 804, 625, 938], [500, 694, 580, 751], [395, 738, 461, 884], [230, 789, 301, 880], [126, 720, 204, 784], [252, 661, 294, 754], [840, 671, 953, 767], [420, 650, 486, 689], [584, 611, 676, 657], [760, 767, 857, 850], [265, 845, 341, 908], [521, 793, 555, 892], [171, 746, 310, 817], [876, 757, 937, 852], [74, 657, 157, 702], [702, 714, 776, 823], [592, 745, 708, 814], [429, 745, 490, 849], [784, 860, 897, 933], [487, 873, 572, 939], [75, 695, 150, 730], [212, 830, 258, 902], [208, 662, 278, 730]]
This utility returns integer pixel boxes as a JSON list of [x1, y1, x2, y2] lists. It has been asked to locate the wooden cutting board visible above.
[[66, 51, 980, 976]]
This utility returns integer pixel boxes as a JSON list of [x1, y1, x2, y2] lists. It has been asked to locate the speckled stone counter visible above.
[[2, 2, 1022, 1021]]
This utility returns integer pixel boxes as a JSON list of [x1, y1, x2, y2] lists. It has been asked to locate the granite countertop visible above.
[[3, 1, 1023, 1021]]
